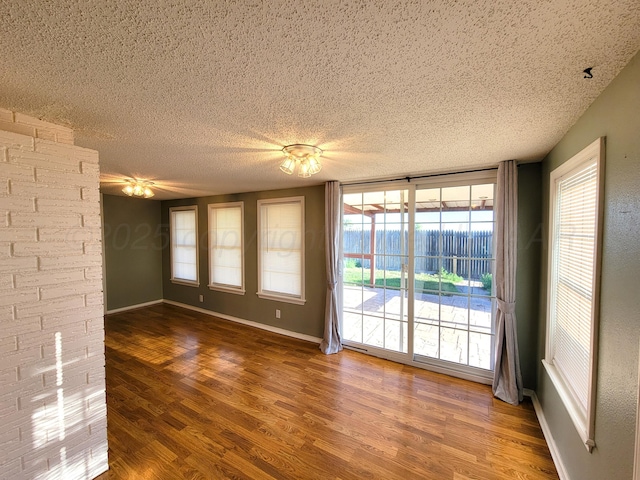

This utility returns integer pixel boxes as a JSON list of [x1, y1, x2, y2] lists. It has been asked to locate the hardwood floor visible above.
[[95, 303, 558, 480]]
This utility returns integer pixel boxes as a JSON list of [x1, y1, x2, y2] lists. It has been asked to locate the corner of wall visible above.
[[0, 109, 108, 478]]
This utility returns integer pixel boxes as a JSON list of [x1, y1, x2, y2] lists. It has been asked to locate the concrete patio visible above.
[[343, 283, 494, 370]]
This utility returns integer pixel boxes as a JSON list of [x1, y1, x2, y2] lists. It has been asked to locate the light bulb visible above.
[[298, 160, 311, 178], [279, 158, 296, 175], [308, 157, 321, 174]]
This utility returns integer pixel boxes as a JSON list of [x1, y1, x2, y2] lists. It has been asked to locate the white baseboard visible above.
[[105, 299, 164, 314], [526, 389, 570, 480], [162, 299, 323, 345]]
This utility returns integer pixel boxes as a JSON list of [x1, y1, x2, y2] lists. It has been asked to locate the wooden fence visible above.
[[344, 229, 493, 280]]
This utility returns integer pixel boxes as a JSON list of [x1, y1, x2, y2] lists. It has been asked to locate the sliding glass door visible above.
[[342, 189, 409, 354], [412, 183, 495, 371], [342, 175, 496, 379]]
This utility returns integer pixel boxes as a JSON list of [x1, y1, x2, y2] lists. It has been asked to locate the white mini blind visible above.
[[171, 208, 198, 283], [209, 203, 244, 290], [551, 160, 598, 413], [258, 198, 304, 300], [545, 137, 604, 451]]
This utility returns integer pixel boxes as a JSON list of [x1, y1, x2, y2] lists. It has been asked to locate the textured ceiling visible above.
[[1, 0, 639, 199]]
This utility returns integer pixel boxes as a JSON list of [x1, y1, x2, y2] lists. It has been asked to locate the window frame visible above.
[[257, 196, 306, 305], [208, 201, 245, 295], [543, 137, 605, 452], [169, 205, 200, 286]]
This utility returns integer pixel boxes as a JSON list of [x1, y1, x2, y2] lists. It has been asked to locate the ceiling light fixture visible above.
[[280, 144, 322, 178], [122, 179, 155, 198]]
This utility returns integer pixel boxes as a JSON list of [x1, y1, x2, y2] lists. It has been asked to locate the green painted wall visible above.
[[537, 50, 640, 478], [161, 185, 326, 338], [102, 194, 163, 311], [516, 162, 542, 390], [107, 173, 543, 383]]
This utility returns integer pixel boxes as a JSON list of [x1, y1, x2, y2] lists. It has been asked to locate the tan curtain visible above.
[[492, 160, 524, 404], [320, 181, 343, 354]]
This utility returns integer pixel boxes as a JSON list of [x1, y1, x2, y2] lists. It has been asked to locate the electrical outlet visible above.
[[275, 309, 281, 319], [199, 295, 204, 302]]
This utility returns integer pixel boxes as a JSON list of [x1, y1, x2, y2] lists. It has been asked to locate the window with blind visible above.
[[208, 202, 244, 294], [170, 206, 199, 285], [543, 137, 604, 452], [257, 197, 305, 305]]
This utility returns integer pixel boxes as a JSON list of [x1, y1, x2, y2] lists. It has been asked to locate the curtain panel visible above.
[[492, 160, 524, 405], [320, 181, 343, 354]]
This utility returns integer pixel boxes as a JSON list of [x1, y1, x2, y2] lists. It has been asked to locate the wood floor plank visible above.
[[99, 304, 559, 479]]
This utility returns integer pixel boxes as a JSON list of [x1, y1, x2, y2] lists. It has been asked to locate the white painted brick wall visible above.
[[0, 110, 74, 146], [0, 110, 108, 480]]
